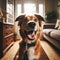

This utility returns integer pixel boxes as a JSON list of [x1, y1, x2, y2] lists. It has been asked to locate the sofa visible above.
[[41, 19, 60, 50]]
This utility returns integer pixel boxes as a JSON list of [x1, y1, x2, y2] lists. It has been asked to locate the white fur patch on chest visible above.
[[28, 47, 39, 60]]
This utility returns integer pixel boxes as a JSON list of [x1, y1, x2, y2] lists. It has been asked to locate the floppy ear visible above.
[[34, 14, 44, 26], [34, 14, 44, 21], [15, 15, 25, 26], [15, 15, 25, 21]]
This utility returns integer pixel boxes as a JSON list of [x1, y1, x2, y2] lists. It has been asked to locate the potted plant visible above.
[[45, 11, 58, 23]]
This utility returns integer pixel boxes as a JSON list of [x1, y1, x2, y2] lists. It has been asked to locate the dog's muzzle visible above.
[[28, 22, 36, 29], [25, 22, 37, 40], [25, 22, 36, 34]]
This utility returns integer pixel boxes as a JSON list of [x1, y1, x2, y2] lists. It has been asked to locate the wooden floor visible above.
[[1, 41, 20, 60], [40, 40, 60, 60], [39, 44, 49, 60], [1, 40, 49, 60]]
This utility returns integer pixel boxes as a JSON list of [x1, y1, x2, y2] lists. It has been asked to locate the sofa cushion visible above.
[[58, 27, 60, 30], [50, 30, 60, 41], [55, 19, 60, 30], [43, 29, 54, 36]]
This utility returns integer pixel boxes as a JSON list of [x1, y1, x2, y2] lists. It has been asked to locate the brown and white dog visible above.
[[15, 14, 44, 60]]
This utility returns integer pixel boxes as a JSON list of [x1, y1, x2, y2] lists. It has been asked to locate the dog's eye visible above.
[[34, 19, 37, 22]]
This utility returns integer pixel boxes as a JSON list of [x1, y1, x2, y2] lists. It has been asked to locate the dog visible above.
[[15, 14, 44, 60]]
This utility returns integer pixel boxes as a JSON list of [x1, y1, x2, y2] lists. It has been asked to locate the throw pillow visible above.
[[55, 19, 60, 29]]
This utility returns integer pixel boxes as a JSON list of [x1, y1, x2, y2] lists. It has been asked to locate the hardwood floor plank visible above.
[[1, 41, 20, 60], [40, 41, 60, 60]]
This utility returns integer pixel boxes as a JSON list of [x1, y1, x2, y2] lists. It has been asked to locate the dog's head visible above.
[[15, 14, 44, 42]]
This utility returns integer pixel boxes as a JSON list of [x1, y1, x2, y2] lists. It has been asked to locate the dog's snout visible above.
[[28, 22, 36, 28]]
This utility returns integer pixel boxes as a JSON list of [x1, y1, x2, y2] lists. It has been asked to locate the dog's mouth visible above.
[[26, 30, 37, 40], [25, 21, 37, 40]]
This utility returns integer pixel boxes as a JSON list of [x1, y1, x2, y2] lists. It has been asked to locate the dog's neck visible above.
[[25, 39, 36, 48], [26, 39, 36, 44], [22, 39, 36, 48]]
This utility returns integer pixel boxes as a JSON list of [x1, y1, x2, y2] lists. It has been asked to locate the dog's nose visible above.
[[28, 22, 36, 28]]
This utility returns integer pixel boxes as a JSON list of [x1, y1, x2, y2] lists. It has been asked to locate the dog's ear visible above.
[[34, 14, 44, 26], [34, 14, 44, 21], [15, 15, 25, 26], [15, 15, 25, 21]]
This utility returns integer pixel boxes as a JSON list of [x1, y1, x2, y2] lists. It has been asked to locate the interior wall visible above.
[[53, 0, 58, 11], [45, 0, 53, 13], [44, 0, 58, 23], [45, 0, 58, 13], [16, 0, 44, 3], [0, 0, 1, 9], [0, 0, 6, 10]]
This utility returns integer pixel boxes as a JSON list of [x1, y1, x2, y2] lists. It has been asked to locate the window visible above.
[[7, 0, 14, 24], [16, 3, 44, 17], [39, 4, 44, 17], [17, 4, 21, 16], [24, 3, 36, 15]]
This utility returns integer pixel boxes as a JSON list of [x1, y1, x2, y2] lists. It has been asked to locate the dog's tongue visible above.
[[27, 32, 35, 40]]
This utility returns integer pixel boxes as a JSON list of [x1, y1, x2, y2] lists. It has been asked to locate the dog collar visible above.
[[27, 41, 36, 48], [22, 40, 36, 48]]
